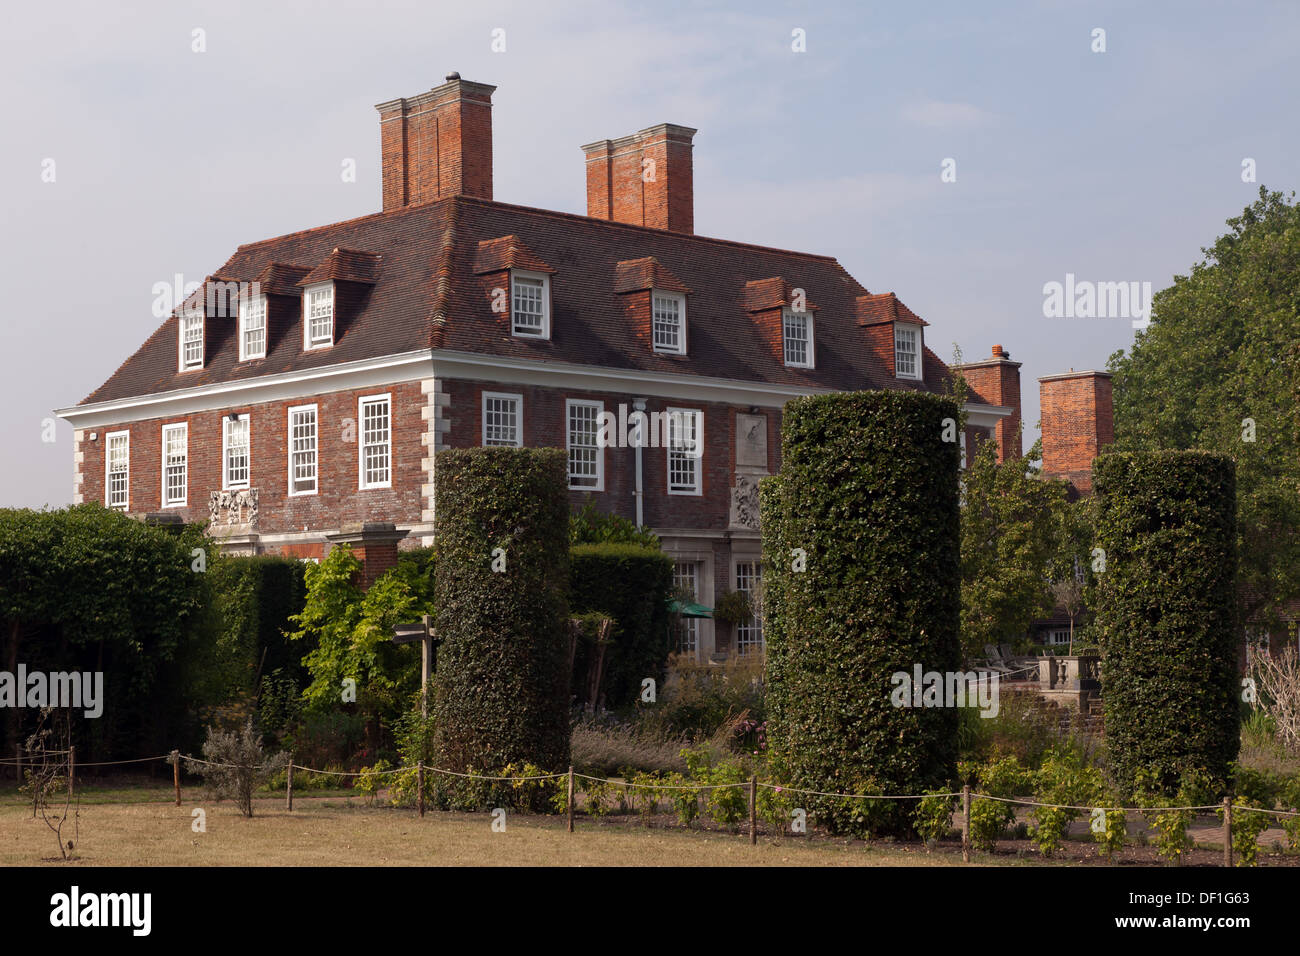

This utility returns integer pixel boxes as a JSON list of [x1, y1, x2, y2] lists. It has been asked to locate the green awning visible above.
[[668, 599, 713, 619]]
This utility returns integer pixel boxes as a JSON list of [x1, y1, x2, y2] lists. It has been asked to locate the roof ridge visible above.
[[454, 195, 843, 263], [426, 199, 460, 350]]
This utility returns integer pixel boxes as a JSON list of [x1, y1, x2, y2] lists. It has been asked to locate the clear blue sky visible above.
[[3, 0, 1297, 507]]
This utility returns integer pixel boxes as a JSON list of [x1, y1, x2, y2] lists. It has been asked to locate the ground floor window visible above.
[[735, 560, 763, 655], [1045, 629, 1070, 647], [672, 561, 699, 656]]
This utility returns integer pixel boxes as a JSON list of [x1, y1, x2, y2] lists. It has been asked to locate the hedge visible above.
[[432, 448, 571, 773], [569, 542, 674, 708], [762, 391, 962, 836], [0, 505, 215, 760], [1093, 451, 1239, 797]]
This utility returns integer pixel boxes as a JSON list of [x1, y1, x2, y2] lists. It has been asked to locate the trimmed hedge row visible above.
[[762, 391, 963, 836], [569, 542, 674, 708], [1093, 451, 1239, 797], [432, 448, 571, 773]]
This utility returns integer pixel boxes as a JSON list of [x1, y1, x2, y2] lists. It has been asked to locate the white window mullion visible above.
[[511, 271, 550, 338], [483, 392, 523, 447], [179, 311, 204, 370], [566, 399, 603, 490], [652, 291, 686, 354], [359, 394, 392, 489], [667, 407, 702, 496], [288, 404, 318, 495], [106, 431, 129, 509], [223, 414, 250, 489], [161, 423, 188, 507], [239, 295, 267, 361], [304, 284, 335, 350]]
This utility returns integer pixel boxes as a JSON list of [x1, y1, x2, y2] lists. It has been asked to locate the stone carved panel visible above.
[[729, 475, 761, 531], [209, 488, 259, 529], [735, 413, 768, 470]]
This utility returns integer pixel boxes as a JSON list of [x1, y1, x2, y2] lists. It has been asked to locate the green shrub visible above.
[[1093, 451, 1239, 797], [570, 502, 660, 548], [1092, 802, 1128, 859], [1029, 748, 1104, 857], [963, 755, 1033, 852], [914, 791, 957, 845], [569, 542, 673, 709], [1221, 798, 1270, 866], [670, 775, 702, 827], [433, 448, 571, 774], [355, 760, 392, 806], [762, 391, 962, 837], [1136, 768, 1213, 865]]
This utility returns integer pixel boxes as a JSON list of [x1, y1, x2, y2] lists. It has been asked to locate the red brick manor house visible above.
[[57, 74, 1060, 660]]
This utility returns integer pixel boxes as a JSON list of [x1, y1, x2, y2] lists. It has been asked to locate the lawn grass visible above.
[[1, 796, 1019, 867]]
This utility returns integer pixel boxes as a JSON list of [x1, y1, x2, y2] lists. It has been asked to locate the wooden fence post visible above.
[[172, 750, 181, 806], [1223, 797, 1232, 867], [749, 776, 758, 846], [417, 760, 425, 818], [567, 766, 575, 833], [286, 755, 294, 812], [962, 785, 972, 863], [68, 746, 75, 802], [15, 745, 20, 784]]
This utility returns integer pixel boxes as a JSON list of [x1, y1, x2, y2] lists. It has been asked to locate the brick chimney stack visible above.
[[1039, 370, 1114, 496], [376, 74, 496, 211], [954, 344, 1022, 462], [582, 124, 697, 233]]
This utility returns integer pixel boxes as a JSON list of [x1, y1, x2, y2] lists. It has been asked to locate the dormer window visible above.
[[304, 283, 335, 350], [179, 310, 204, 371], [652, 291, 686, 354], [511, 271, 550, 338], [894, 323, 922, 380], [239, 294, 267, 360], [782, 309, 814, 368]]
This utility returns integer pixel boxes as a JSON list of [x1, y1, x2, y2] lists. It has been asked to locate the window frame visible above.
[[105, 430, 130, 510], [287, 403, 319, 497], [238, 294, 268, 361], [894, 322, 923, 381], [666, 406, 702, 497], [222, 413, 251, 490], [672, 561, 701, 657], [510, 270, 551, 339], [179, 310, 204, 371], [734, 559, 764, 656], [302, 282, 336, 351], [565, 398, 604, 491], [482, 391, 524, 448], [160, 422, 188, 508], [358, 393, 392, 490], [651, 290, 687, 355], [781, 308, 814, 369]]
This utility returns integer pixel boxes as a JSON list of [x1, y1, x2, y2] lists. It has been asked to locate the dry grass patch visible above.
[[2, 799, 989, 867]]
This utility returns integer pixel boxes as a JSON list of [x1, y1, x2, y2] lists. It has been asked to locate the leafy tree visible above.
[[1108, 187, 1300, 628], [288, 545, 430, 740], [959, 438, 1070, 659]]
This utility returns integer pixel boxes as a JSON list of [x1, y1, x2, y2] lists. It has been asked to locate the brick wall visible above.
[[1039, 370, 1114, 495], [956, 345, 1022, 462], [78, 380, 426, 534]]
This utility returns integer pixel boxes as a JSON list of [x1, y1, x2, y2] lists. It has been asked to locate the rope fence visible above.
[[7, 747, 1298, 861]]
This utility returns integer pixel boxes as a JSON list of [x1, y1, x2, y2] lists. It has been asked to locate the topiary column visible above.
[[433, 447, 571, 774], [762, 391, 963, 836], [1093, 451, 1239, 797]]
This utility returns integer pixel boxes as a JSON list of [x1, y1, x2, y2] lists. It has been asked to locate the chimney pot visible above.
[[446, 71, 460, 80]]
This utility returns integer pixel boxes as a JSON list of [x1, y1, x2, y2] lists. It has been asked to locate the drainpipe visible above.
[[633, 397, 647, 529]]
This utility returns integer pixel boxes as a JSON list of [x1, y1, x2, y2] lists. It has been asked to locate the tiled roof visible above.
[[79, 196, 950, 404], [856, 292, 929, 327], [613, 257, 690, 295]]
